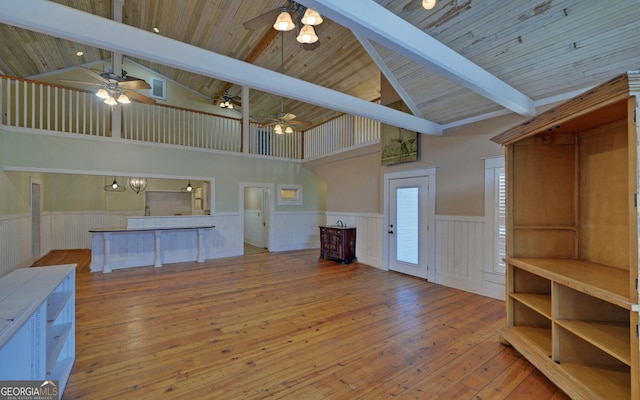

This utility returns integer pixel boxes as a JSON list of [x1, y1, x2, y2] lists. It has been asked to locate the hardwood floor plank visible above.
[[31, 249, 566, 399]]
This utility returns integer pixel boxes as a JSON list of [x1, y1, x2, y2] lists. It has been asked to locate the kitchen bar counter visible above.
[[90, 216, 215, 273]]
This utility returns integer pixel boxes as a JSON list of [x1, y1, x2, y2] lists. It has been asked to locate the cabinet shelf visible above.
[[510, 293, 551, 319], [560, 363, 630, 400], [46, 322, 72, 374], [47, 291, 71, 324], [499, 326, 552, 358], [508, 257, 631, 309], [555, 320, 630, 365]]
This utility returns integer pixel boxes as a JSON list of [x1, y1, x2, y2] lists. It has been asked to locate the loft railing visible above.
[[0, 75, 379, 160], [122, 103, 242, 152], [303, 114, 380, 160]]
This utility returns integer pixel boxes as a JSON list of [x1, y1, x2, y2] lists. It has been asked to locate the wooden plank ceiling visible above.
[[0, 0, 638, 131]]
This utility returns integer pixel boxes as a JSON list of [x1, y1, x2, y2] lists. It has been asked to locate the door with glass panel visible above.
[[389, 176, 429, 278]]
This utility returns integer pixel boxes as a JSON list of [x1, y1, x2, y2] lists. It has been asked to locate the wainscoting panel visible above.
[[0, 214, 31, 276], [325, 212, 383, 269], [48, 212, 127, 250], [207, 213, 243, 258], [269, 212, 324, 252], [434, 216, 486, 295]]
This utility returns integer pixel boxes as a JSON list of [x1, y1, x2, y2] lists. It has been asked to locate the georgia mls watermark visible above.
[[0, 380, 59, 400]]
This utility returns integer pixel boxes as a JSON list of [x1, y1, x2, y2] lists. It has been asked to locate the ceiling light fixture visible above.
[[273, 11, 295, 31], [285, 126, 294, 134], [104, 177, 126, 192], [96, 84, 132, 106], [76, 51, 84, 56], [127, 177, 148, 194], [296, 24, 318, 44], [422, 0, 437, 10], [220, 100, 234, 109], [117, 93, 131, 104], [153, 27, 160, 33], [301, 9, 323, 25], [104, 96, 117, 106], [181, 181, 194, 192], [274, 124, 283, 135]]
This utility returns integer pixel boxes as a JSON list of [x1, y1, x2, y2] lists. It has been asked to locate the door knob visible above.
[[388, 230, 394, 234]]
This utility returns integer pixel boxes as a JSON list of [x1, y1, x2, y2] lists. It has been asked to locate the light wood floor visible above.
[[32, 249, 568, 400]]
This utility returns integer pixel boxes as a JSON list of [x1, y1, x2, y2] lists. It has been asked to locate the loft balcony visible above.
[[0, 75, 380, 161]]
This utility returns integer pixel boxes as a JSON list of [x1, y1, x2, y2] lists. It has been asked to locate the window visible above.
[[484, 157, 506, 274], [150, 77, 166, 100], [277, 184, 303, 205]]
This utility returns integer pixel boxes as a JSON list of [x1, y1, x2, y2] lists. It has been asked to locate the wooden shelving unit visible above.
[[0, 264, 76, 394], [492, 72, 640, 399]]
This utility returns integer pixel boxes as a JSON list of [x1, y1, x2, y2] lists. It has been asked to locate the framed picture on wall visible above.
[[381, 127, 418, 166]]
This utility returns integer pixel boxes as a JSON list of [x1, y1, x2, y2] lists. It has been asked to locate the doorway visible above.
[[30, 178, 42, 260], [240, 183, 274, 254], [383, 169, 435, 280]]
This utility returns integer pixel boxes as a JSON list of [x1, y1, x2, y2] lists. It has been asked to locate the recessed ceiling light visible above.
[[153, 27, 160, 33], [76, 51, 84, 56]]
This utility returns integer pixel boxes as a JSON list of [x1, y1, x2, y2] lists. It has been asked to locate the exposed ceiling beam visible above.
[[0, 0, 442, 135], [354, 32, 425, 118], [298, 0, 536, 117]]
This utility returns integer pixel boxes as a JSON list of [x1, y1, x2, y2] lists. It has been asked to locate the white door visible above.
[[262, 188, 270, 248], [389, 176, 429, 278], [31, 180, 41, 259]]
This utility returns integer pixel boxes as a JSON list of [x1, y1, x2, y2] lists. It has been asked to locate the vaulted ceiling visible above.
[[1, 0, 639, 134]]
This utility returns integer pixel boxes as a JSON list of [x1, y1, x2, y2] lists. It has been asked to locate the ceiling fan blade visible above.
[[78, 66, 109, 83], [56, 79, 103, 87], [118, 79, 151, 90], [125, 90, 156, 105], [243, 8, 282, 30], [279, 112, 297, 121], [289, 119, 312, 128]]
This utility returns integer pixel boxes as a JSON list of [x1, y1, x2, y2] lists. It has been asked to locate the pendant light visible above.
[[296, 25, 318, 44], [127, 177, 148, 194], [273, 11, 295, 31], [422, 0, 436, 10], [104, 177, 125, 192], [301, 9, 323, 26], [181, 181, 194, 192]]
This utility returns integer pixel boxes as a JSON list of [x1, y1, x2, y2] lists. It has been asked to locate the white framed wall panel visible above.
[[434, 216, 485, 295], [208, 213, 243, 258], [269, 211, 324, 252], [0, 214, 32, 277]]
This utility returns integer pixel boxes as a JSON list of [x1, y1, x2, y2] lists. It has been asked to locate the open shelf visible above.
[[46, 322, 72, 374], [555, 320, 630, 365], [500, 326, 552, 358], [510, 293, 551, 319], [508, 257, 631, 308], [47, 291, 71, 324]]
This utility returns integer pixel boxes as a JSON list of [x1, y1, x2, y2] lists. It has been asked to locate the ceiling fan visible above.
[[243, 1, 322, 50], [58, 67, 156, 105], [216, 89, 242, 109], [268, 108, 312, 133]]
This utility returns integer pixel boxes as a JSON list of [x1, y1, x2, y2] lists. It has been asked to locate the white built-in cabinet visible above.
[[0, 264, 76, 394], [492, 72, 640, 399]]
